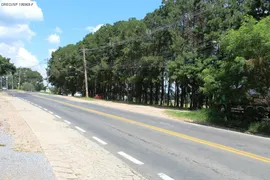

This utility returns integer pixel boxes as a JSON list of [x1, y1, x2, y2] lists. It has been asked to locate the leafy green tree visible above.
[[22, 82, 35, 91], [220, 16, 270, 97], [47, 44, 83, 95], [13, 68, 44, 91], [0, 55, 16, 76], [46, 0, 270, 120], [247, 0, 270, 20]]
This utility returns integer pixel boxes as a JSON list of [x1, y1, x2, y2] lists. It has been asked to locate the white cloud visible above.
[[17, 47, 39, 67], [0, 24, 35, 42], [0, 42, 47, 78], [47, 34, 60, 44], [0, 42, 37, 67], [0, 0, 46, 77], [48, 49, 56, 57], [55, 26, 62, 34], [86, 24, 103, 33], [0, 0, 43, 24]]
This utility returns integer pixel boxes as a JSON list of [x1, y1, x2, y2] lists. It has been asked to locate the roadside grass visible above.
[[0, 144, 5, 147], [166, 109, 223, 124], [248, 121, 270, 135], [166, 109, 270, 136]]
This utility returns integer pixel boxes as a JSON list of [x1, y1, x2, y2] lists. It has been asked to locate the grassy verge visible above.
[[166, 109, 270, 136], [248, 122, 270, 135]]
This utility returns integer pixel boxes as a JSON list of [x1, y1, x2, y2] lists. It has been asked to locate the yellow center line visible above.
[[33, 94, 270, 163]]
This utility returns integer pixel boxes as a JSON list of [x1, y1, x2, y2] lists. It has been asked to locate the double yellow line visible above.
[[33, 94, 270, 163]]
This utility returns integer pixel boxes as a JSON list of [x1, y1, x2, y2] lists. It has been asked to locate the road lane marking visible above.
[[92, 136, 107, 145], [55, 115, 61, 119], [48, 111, 54, 114], [117, 151, 144, 165], [43, 108, 48, 111], [75, 126, 86, 133], [63, 120, 71, 125], [33, 94, 270, 163], [158, 173, 174, 180]]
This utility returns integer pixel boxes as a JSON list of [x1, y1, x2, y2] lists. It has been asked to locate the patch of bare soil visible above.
[[0, 92, 42, 152]]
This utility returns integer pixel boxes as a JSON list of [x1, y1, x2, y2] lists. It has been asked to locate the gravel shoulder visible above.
[[0, 92, 55, 180], [2, 92, 146, 180]]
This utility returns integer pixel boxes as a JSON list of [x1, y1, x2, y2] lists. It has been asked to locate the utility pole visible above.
[[83, 46, 89, 98], [0, 76, 2, 89]]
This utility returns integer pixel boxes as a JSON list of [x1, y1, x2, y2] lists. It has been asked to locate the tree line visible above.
[[0, 55, 45, 91], [47, 0, 270, 112]]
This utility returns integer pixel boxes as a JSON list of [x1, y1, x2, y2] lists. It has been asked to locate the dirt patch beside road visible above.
[[0, 93, 41, 152], [0, 92, 55, 180]]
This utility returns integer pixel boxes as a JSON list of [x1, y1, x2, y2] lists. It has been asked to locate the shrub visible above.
[[22, 82, 35, 91]]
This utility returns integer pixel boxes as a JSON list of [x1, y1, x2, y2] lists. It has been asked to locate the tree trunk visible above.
[[205, 95, 209, 108], [136, 83, 142, 104], [160, 69, 165, 106], [167, 78, 171, 106], [180, 85, 184, 108], [150, 82, 153, 105], [176, 81, 179, 107], [198, 92, 204, 109], [72, 91, 75, 96], [144, 84, 148, 104], [155, 82, 159, 105]]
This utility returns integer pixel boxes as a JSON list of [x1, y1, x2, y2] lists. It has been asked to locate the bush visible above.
[[22, 82, 35, 91], [248, 121, 270, 135]]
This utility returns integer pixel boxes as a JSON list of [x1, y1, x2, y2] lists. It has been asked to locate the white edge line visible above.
[[158, 173, 174, 180], [43, 108, 48, 111], [92, 136, 107, 145], [55, 115, 61, 119], [48, 111, 54, 114], [117, 151, 144, 165], [63, 120, 71, 125], [75, 126, 86, 133]]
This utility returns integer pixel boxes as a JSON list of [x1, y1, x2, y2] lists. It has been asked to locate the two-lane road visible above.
[[8, 91, 270, 180]]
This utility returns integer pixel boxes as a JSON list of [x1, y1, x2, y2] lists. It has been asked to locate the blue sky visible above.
[[0, 0, 161, 77]]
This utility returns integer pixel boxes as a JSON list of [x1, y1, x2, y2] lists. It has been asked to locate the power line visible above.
[[16, 57, 48, 69], [80, 9, 213, 53], [49, 8, 219, 76]]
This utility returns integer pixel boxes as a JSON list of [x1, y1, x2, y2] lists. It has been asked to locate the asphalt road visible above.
[[8, 91, 270, 180]]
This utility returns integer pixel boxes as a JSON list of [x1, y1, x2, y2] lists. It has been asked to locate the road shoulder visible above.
[[3, 92, 146, 180], [0, 92, 55, 180]]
